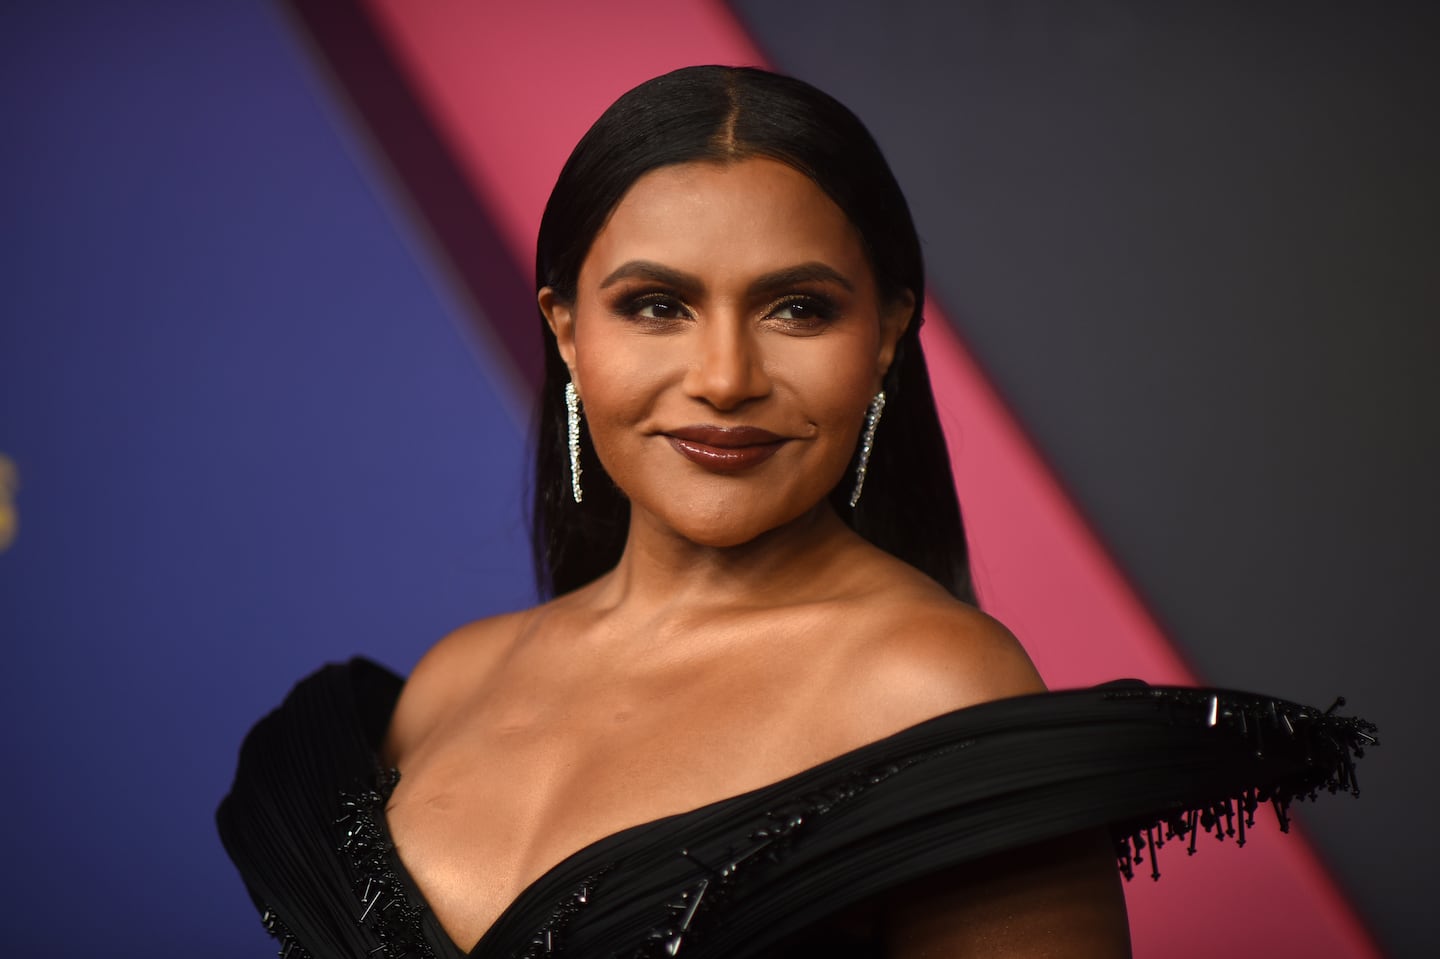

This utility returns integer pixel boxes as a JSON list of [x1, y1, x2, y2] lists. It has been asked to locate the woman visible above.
[[219, 66, 1373, 958]]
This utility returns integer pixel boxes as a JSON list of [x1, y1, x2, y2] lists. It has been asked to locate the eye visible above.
[[617, 292, 692, 325], [635, 297, 685, 319], [767, 295, 836, 328]]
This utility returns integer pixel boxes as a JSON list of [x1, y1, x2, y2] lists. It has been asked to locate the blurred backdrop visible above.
[[2, 1, 1433, 955]]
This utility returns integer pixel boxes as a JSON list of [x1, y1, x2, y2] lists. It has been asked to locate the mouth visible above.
[[663, 425, 788, 473]]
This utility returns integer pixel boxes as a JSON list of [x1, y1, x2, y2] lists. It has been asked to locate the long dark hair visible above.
[[532, 66, 974, 604]]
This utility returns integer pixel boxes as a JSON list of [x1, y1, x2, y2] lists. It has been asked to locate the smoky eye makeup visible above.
[[609, 288, 694, 328]]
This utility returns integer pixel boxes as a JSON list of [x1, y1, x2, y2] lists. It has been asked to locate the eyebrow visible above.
[[598, 259, 855, 296]]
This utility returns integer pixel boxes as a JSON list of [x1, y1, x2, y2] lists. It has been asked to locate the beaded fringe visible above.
[[1107, 688, 1378, 881]]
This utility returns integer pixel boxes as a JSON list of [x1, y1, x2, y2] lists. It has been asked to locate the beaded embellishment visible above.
[[259, 905, 313, 959], [514, 868, 613, 959], [633, 740, 966, 957], [337, 769, 438, 959]]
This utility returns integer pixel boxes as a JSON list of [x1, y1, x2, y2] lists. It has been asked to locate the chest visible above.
[[383, 672, 837, 950]]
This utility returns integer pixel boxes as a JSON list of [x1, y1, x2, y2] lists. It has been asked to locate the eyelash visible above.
[[613, 290, 838, 330]]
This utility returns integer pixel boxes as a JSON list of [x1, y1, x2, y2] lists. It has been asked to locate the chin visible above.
[[667, 517, 768, 549], [684, 527, 771, 550], [664, 500, 823, 550]]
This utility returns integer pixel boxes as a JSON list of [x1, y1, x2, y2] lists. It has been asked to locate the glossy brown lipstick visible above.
[[664, 426, 787, 473]]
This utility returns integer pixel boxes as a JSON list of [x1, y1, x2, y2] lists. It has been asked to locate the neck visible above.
[[591, 502, 863, 616]]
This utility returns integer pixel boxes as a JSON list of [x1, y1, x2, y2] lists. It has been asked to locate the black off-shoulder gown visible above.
[[216, 658, 1374, 958]]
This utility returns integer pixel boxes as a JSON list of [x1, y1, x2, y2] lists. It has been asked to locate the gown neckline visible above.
[[375, 688, 1047, 956]]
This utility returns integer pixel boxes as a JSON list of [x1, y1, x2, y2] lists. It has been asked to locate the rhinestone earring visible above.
[[849, 391, 886, 507], [565, 381, 583, 503]]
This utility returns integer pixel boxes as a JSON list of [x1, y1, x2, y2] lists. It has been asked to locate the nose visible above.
[[682, 316, 771, 411]]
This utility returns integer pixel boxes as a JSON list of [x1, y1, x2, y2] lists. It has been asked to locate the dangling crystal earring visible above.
[[849, 391, 886, 507], [565, 381, 583, 503]]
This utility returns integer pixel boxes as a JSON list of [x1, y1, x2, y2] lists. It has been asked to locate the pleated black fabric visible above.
[[217, 659, 1375, 959]]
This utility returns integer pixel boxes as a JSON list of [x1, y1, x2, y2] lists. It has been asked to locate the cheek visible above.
[[572, 324, 655, 413], [577, 359, 646, 418], [570, 328, 667, 486], [778, 337, 882, 427]]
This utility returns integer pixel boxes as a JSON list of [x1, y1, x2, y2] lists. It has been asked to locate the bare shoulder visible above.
[[830, 565, 1046, 743], [381, 608, 533, 763]]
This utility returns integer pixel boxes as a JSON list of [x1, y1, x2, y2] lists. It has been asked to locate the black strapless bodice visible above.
[[217, 658, 1374, 958]]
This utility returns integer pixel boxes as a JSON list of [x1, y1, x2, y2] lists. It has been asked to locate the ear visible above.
[[876, 289, 916, 380], [538, 287, 579, 383]]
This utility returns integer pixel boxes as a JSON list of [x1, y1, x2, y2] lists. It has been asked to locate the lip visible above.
[[664, 425, 788, 473]]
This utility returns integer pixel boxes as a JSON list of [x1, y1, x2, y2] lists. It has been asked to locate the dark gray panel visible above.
[[730, 0, 1435, 952]]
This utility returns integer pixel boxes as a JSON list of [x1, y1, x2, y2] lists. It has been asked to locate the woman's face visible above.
[[541, 158, 911, 549]]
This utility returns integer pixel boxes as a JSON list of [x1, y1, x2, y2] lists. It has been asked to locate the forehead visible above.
[[581, 158, 873, 290]]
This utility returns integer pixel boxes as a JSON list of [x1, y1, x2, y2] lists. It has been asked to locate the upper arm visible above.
[[831, 601, 1131, 956], [851, 603, 1126, 957], [882, 830, 1132, 959]]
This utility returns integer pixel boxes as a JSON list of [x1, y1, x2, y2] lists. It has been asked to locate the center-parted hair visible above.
[[533, 65, 973, 604]]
